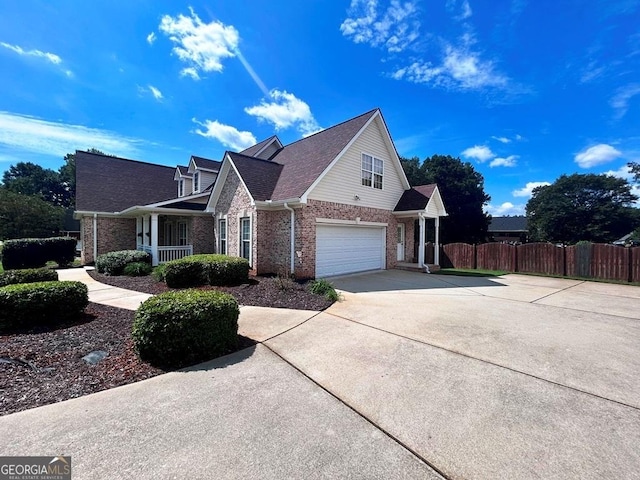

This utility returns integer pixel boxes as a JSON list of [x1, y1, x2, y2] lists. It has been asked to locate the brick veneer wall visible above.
[[294, 199, 398, 279], [192, 216, 214, 254], [80, 215, 136, 264], [214, 168, 257, 272]]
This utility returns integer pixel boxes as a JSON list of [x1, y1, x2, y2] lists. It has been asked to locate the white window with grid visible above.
[[361, 153, 383, 190]]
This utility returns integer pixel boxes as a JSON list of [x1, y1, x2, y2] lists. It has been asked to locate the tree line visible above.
[[0, 149, 103, 240]]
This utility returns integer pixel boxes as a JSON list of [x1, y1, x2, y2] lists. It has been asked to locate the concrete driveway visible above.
[[1, 270, 639, 479]]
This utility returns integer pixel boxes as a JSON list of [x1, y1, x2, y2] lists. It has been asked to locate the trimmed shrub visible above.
[[164, 254, 249, 288], [123, 262, 152, 277], [310, 279, 340, 302], [96, 250, 152, 276], [132, 290, 239, 369], [151, 264, 167, 282], [0, 268, 58, 287], [0, 281, 88, 332], [2, 237, 77, 270]]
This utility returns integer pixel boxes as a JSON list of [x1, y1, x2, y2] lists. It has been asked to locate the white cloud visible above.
[[515, 134, 523, 141], [180, 67, 200, 80], [393, 44, 509, 90], [490, 155, 518, 167], [340, 0, 421, 53], [512, 181, 551, 198], [610, 83, 640, 119], [485, 202, 525, 216], [159, 7, 239, 77], [192, 118, 256, 151], [148, 85, 163, 100], [0, 42, 72, 76], [491, 136, 510, 144], [147, 32, 157, 45], [0, 111, 143, 158], [245, 89, 320, 136], [574, 143, 622, 168], [461, 145, 494, 162]]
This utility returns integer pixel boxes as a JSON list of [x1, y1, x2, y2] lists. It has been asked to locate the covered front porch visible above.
[[393, 184, 448, 272], [135, 214, 194, 265], [121, 198, 214, 266]]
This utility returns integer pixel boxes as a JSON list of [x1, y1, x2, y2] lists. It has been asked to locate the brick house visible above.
[[75, 108, 447, 278]]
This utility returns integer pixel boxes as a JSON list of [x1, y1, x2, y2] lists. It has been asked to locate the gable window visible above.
[[361, 153, 383, 189], [193, 171, 200, 193], [218, 219, 227, 255], [240, 217, 251, 263], [177, 221, 188, 246], [178, 179, 184, 197]]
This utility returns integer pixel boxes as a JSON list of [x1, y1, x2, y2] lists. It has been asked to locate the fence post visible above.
[[473, 244, 477, 270], [513, 244, 518, 272], [563, 245, 567, 277], [628, 247, 632, 283]]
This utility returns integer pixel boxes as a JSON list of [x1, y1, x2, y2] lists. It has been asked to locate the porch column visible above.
[[150, 213, 159, 266], [418, 215, 426, 267], [136, 217, 142, 248], [434, 216, 440, 265]]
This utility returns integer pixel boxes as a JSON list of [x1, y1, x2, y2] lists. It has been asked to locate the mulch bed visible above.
[[88, 270, 334, 311], [1, 272, 333, 416], [0, 303, 255, 417]]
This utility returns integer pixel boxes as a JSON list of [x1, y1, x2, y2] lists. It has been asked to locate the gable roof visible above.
[[177, 165, 190, 176], [489, 216, 528, 232], [190, 156, 221, 172], [268, 109, 379, 200], [226, 152, 283, 201], [394, 184, 437, 211], [76, 151, 176, 212], [240, 135, 282, 158]]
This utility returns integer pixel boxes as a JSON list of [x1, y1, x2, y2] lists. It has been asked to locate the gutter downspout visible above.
[[93, 213, 98, 264], [283, 203, 295, 275]]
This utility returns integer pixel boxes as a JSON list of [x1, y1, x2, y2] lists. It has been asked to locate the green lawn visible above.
[[437, 268, 508, 277]]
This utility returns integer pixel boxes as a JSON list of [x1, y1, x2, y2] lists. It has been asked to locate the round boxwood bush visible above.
[[0, 281, 89, 332], [96, 250, 152, 276], [0, 267, 58, 287], [123, 262, 152, 277], [132, 290, 239, 369]]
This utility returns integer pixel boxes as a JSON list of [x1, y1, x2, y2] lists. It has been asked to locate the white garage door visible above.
[[316, 224, 386, 278]]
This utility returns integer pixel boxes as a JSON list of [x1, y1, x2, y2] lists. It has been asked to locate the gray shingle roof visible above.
[[488, 216, 528, 232], [268, 109, 378, 200], [75, 151, 177, 212], [227, 152, 284, 201], [191, 156, 221, 171], [239, 135, 281, 158], [177, 165, 191, 176], [394, 184, 437, 211]]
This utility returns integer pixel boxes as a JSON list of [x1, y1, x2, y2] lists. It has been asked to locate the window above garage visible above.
[[361, 153, 383, 189]]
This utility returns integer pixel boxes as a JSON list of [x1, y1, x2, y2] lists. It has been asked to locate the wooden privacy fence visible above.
[[439, 242, 640, 283]]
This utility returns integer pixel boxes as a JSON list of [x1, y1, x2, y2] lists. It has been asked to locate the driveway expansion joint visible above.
[[261, 342, 452, 480], [530, 279, 586, 304], [325, 311, 640, 412]]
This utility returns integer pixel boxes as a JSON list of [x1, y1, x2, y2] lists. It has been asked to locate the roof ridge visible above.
[[279, 108, 379, 149], [76, 150, 176, 171], [228, 151, 284, 166]]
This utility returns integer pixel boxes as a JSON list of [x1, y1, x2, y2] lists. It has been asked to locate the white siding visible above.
[[307, 117, 406, 210], [256, 142, 280, 160], [199, 171, 218, 191]]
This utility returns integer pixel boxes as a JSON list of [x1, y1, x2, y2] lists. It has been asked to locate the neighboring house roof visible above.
[[240, 135, 282, 158], [191, 156, 221, 171], [489, 216, 528, 232], [394, 184, 437, 211], [75, 151, 176, 212], [268, 109, 379, 200], [227, 152, 284, 201]]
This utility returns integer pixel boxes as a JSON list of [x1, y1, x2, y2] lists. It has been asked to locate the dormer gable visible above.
[[239, 135, 283, 160], [174, 166, 193, 198], [187, 155, 222, 194]]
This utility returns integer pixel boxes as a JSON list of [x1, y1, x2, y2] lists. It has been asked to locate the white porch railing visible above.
[[158, 245, 193, 263], [137, 244, 193, 264]]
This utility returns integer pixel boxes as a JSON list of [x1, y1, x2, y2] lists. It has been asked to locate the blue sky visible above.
[[0, 0, 638, 215]]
